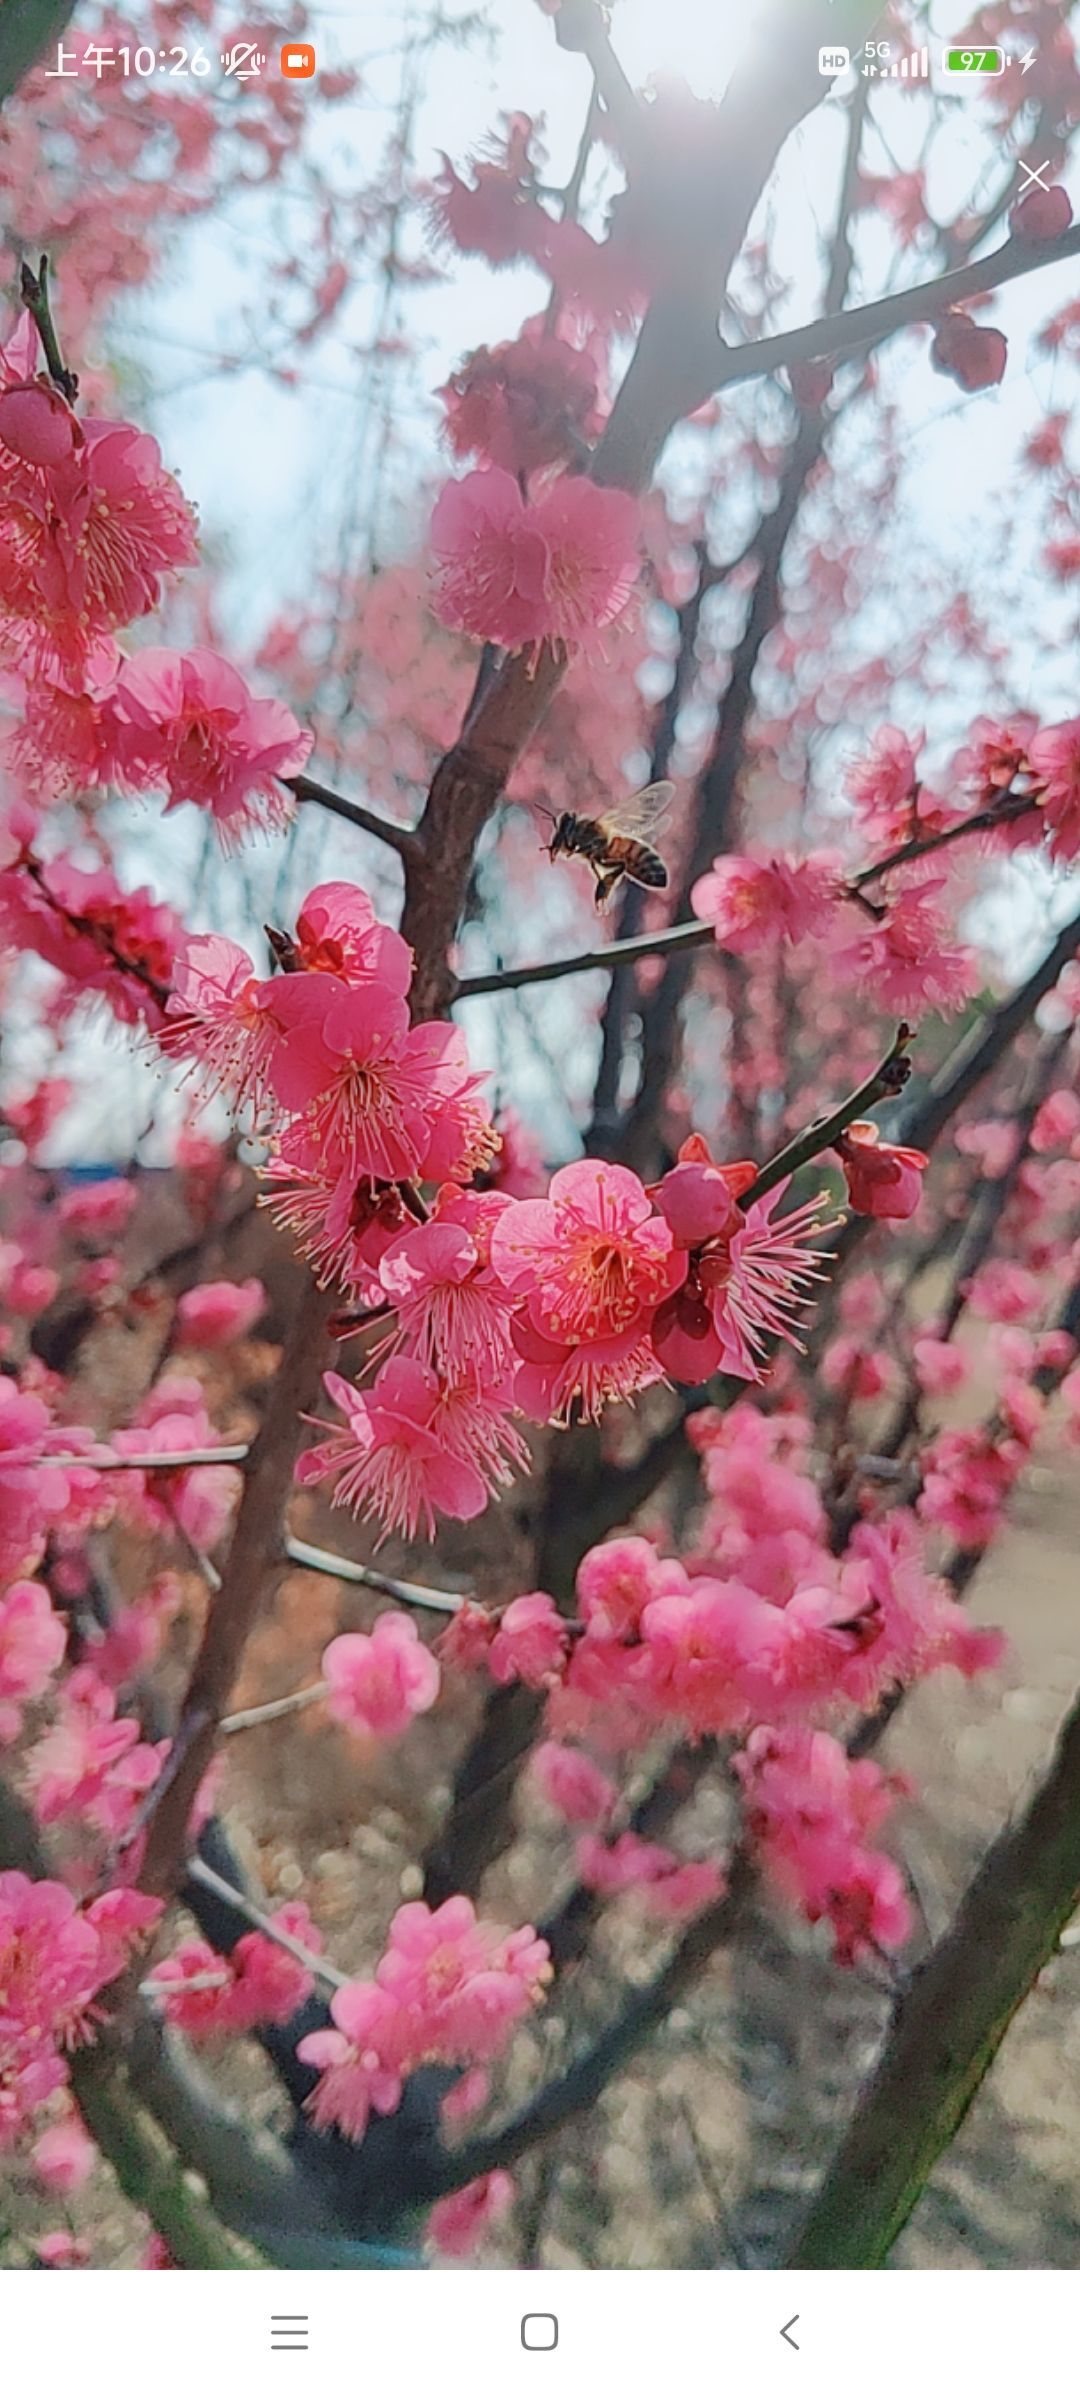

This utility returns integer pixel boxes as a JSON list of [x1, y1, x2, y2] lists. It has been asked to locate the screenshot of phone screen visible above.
[[1, 0, 1078, 2384]]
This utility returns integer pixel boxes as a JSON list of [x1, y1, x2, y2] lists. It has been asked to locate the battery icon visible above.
[[943, 45, 1006, 74]]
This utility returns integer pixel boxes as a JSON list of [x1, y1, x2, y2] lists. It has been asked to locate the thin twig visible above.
[[852, 793, 1040, 890], [19, 254, 78, 401], [48, 1445, 250, 1470], [286, 772, 421, 862], [549, 0, 641, 153], [742, 1021, 914, 1206], [220, 1680, 330, 1734], [283, 1533, 470, 1615], [186, 1855, 348, 1990], [141, 1970, 232, 1999], [454, 917, 713, 999], [677, 2094, 753, 2269]]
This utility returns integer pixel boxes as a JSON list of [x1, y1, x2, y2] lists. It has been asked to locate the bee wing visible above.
[[596, 780, 677, 841]]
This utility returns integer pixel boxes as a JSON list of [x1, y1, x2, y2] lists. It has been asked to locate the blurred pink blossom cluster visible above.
[[297, 1897, 551, 2145], [0, 1872, 159, 2148]]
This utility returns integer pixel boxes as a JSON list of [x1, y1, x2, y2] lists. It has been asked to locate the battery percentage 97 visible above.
[[943, 46, 1006, 75]]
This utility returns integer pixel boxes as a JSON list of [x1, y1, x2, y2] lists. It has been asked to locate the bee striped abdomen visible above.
[[621, 842, 667, 889]]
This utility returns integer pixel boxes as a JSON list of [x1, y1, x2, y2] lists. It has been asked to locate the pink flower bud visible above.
[[0, 378, 82, 466], [653, 1157, 745, 1245], [929, 313, 1008, 392], [1011, 184, 1072, 242], [834, 1122, 927, 1220]]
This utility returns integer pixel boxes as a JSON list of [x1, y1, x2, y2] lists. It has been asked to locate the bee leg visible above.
[[594, 869, 621, 911]]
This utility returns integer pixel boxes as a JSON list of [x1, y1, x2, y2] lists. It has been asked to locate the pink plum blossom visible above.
[[440, 323, 602, 474], [844, 726, 920, 841], [376, 1193, 516, 1384], [930, 312, 1008, 392], [531, 1739, 617, 1826], [297, 1897, 550, 2145], [297, 1983, 407, 2143], [264, 979, 458, 1187], [154, 1906, 320, 2038], [292, 881, 413, 995], [0, 1579, 66, 1742], [488, 1592, 569, 1688], [652, 1170, 833, 1387], [297, 1360, 490, 1542], [735, 1726, 913, 1966], [834, 1122, 928, 1220], [428, 2171, 514, 2257], [691, 851, 836, 953], [430, 465, 551, 647], [576, 1831, 725, 1917], [1031, 1089, 1080, 1152], [376, 1896, 551, 2062], [24, 1666, 169, 1841], [111, 647, 312, 846], [431, 466, 640, 653], [31, 2114, 97, 2195], [0, 417, 198, 678], [576, 1533, 680, 1641], [832, 875, 977, 1015], [1030, 719, 1080, 860], [58, 1177, 138, 1241], [913, 1336, 968, 1397], [491, 1158, 679, 1421], [0, 379, 83, 469], [161, 932, 275, 1111], [322, 1612, 441, 1740], [175, 1277, 267, 1348], [0, 1872, 143, 2147]]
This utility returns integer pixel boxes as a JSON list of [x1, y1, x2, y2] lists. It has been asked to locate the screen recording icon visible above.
[[280, 42, 316, 78]]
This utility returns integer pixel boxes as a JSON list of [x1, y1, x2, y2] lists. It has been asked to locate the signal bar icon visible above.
[[872, 46, 931, 79]]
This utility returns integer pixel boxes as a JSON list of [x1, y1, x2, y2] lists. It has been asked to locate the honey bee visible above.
[[541, 780, 675, 911]]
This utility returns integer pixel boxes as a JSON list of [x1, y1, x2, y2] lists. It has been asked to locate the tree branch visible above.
[[454, 915, 713, 999], [852, 794, 1040, 890], [20, 255, 78, 400], [186, 1855, 347, 1988], [710, 221, 1080, 394], [68, 2047, 266, 2268], [817, 902, 1080, 1295], [285, 772, 422, 863], [455, 792, 1045, 1000], [131, 1277, 330, 1897], [788, 1673, 1080, 2268], [282, 1533, 470, 1614], [742, 1020, 913, 1206], [49, 1444, 250, 1471], [399, 0, 886, 1021]]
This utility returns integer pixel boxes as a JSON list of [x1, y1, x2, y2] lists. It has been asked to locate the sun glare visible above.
[[613, 0, 772, 101]]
